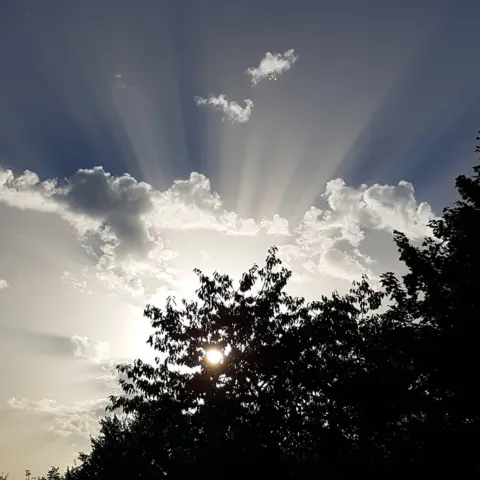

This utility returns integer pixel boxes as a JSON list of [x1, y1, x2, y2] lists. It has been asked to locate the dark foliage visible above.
[[30, 134, 480, 479]]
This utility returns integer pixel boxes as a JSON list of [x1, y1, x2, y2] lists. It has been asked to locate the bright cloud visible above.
[[279, 177, 435, 283], [194, 95, 253, 123], [0, 166, 435, 298], [0, 278, 9, 290], [246, 49, 298, 86], [71, 335, 110, 363], [7, 397, 109, 439]]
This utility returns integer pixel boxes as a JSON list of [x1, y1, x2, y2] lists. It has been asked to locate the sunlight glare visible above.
[[206, 348, 223, 365]]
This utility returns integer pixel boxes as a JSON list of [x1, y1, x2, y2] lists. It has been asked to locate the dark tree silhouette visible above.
[[38, 134, 480, 479]]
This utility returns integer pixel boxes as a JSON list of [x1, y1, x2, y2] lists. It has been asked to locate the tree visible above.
[[64, 249, 388, 478], [58, 135, 480, 478], [44, 466, 63, 480], [380, 133, 480, 474]]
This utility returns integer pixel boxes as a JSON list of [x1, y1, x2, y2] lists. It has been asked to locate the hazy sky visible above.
[[1, 0, 479, 477]]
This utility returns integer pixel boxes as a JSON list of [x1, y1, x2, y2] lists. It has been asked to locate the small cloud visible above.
[[194, 95, 253, 123], [0, 279, 9, 290], [61, 270, 91, 294], [71, 335, 110, 363], [246, 49, 298, 86], [113, 72, 136, 91]]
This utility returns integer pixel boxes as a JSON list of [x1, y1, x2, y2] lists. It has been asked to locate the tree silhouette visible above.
[[40, 134, 480, 478]]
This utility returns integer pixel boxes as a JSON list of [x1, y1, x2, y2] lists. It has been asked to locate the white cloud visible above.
[[246, 49, 298, 86], [7, 397, 109, 438], [0, 166, 435, 299], [194, 95, 253, 123], [0, 168, 58, 212], [0, 278, 9, 290], [319, 178, 434, 241], [278, 177, 435, 284], [71, 335, 110, 363], [94, 360, 131, 393], [61, 270, 91, 293]]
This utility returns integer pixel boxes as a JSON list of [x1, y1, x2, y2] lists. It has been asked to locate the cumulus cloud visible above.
[[321, 178, 434, 239], [53, 166, 154, 253], [152, 172, 282, 235], [7, 397, 109, 438], [246, 49, 298, 86], [0, 165, 436, 298], [0, 168, 58, 212], [0, 278, 9, 290], [194, 95, 253, 123], [0, 166, 290, 299], [71, 335, 110, 363], [94, 360, 131, 392], [278, 177, 435, 284]]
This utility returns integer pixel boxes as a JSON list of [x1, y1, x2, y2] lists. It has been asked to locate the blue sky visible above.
[[2, 0, 478, 209], [0, 0, 479, 477]]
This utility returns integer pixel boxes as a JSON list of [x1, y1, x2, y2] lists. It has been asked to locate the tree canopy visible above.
[[27, 134, 480, 478]]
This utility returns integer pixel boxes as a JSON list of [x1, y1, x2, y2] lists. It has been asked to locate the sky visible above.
[[0, 0, 479, 477]]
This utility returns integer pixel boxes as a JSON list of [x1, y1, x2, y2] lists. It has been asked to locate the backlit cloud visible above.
[[0, 166, 435, 300], [194, 95, 253, 123], [246, 49, 298, 86], [7, 397, 109, 439], [71, 335, 110, 363]]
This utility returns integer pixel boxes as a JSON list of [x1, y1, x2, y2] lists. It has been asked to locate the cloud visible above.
[[0, 168, 58, 212], [52, 166, 154, 253], [0, 166, 435, 300], [277, 177, 435, 284], [246, 49, 298, 86], [194, 95, 253, 123], [0, 278, 8, 290], [94, 360, 131, 392], [61, 269, 91, 294], [7, 397, 109, 438], [0, 166, 292, 298], [0, 166, 167, 296], [320, 178, 434, 241], [5, 333, 123, 440], [71, 335, 110, 363]]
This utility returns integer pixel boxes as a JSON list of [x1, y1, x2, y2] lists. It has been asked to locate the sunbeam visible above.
[[0, 0, 479, 477]]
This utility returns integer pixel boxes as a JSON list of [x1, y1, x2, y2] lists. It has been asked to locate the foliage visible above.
[[34, 134, 480, 478]]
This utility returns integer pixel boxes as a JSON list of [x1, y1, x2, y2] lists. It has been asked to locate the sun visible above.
[[205, 348, 223, 365]]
